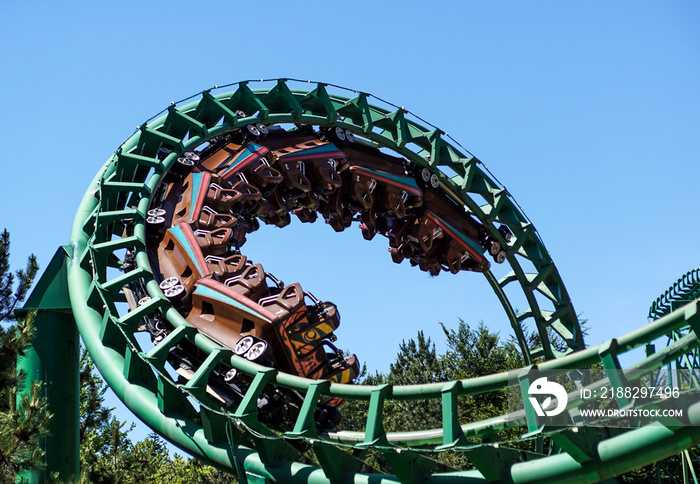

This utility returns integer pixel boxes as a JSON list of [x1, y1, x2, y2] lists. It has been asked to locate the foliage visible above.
[[370, 321, 525, 435], [0, 229, 39, 322], [77, 349, 236, 483], [383, 331, 446, 432], [341, 319, 526, 472], [0, 228, 45, 483], [0, 316, 52, 483], [78, 352, 111, 449], [443, 320, 523, 380], [153, 455, 234, 484]]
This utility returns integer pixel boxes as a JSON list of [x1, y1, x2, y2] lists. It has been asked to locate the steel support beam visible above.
[[16, 247, 79, 484]]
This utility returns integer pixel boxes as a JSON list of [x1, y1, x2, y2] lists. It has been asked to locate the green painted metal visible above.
[[16, 248, 80, 484], [649, 269, 700, 321], [55, 79, 700, 483], [649, 268, 700, 387], [647, 269, 700, 483]]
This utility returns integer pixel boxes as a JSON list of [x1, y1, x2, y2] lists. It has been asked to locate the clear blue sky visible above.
[[2, 1, 699, 449]]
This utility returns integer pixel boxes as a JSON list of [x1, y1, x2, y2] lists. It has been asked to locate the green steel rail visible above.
[[649, 268, 700, 413], [649, 269, 700, 321], [646, 270, 700, 483], [64, 79, 700, 483]]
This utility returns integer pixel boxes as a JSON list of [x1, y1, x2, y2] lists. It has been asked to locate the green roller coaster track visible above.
[[16, 79, 700, 483]]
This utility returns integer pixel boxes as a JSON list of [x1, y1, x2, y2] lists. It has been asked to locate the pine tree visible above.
[[77, 348, 237, 483], [78, 350, 133, 484], [383, 331, 446, 433], [79, 350, 111, 445], [0, 229, 39, 322], [0, 229, 45, 482], [339, 320, 531, 472]]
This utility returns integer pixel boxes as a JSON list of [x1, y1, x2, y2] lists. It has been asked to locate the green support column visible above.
[[15, 247, 79, 484]]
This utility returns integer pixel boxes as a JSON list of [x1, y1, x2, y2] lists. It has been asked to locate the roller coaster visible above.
[[18, 79, 700, 483]]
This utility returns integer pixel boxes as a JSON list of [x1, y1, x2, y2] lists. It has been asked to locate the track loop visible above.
[[74, 80, 689, 484]]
